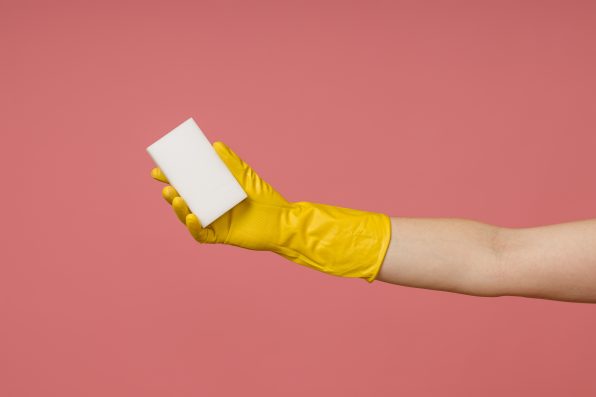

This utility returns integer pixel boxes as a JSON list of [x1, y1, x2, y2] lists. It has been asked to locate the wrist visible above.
[[273, 200, 392, 281]]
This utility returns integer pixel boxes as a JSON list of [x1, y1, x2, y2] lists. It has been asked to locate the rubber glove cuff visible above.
[[243, 200, 392, 282]]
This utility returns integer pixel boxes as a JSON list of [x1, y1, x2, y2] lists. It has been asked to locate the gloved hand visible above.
[[151, 141, 392, 282]]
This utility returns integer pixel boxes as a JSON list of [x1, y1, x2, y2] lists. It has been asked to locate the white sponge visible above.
[[147, 118, 247, 227]]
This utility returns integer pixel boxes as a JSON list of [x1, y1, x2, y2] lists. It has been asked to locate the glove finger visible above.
[[186, 214, 217, 244], [162, 185, 179, 205], [151, 167, 169, 183], [172, 196, 191, 224]]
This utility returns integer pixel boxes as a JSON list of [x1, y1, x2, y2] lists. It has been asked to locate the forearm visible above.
[[376, 217, 596, 303], [377, 217, 506, 297]]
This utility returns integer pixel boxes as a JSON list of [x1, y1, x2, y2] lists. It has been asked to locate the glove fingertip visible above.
[[212, 141, 228, 155], [162, 185, 178, 204], [185, 213, 210, 243], [151, 167, 169, 183]]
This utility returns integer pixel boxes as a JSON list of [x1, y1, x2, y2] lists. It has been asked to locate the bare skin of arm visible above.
[[376, 217, 596, 303]]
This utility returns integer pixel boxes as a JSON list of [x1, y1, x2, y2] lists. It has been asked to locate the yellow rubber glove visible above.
[[151, 141, 392, 282]]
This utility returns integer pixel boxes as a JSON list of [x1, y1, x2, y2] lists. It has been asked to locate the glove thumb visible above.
[[213, 141, 289, 205]]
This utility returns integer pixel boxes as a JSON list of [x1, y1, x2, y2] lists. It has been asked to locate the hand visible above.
[[151, 141, 297, 250], [151, 141, 392, 281]]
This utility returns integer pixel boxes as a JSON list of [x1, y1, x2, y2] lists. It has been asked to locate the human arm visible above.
[[150, 141, 596, 303], [377, 217, 596, 303]]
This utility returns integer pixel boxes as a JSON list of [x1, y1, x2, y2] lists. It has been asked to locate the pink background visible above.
[[2, 0, 596, 395]]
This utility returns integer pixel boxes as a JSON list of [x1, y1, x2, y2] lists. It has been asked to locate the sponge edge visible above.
[[147, 118, 248, 227]]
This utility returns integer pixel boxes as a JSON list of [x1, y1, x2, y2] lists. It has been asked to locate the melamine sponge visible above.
[[147, 118, 247, 227]]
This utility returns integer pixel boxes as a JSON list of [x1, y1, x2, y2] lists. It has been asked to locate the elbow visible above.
[[460, 224, 514, 298], [485, 225, 514, 297]]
